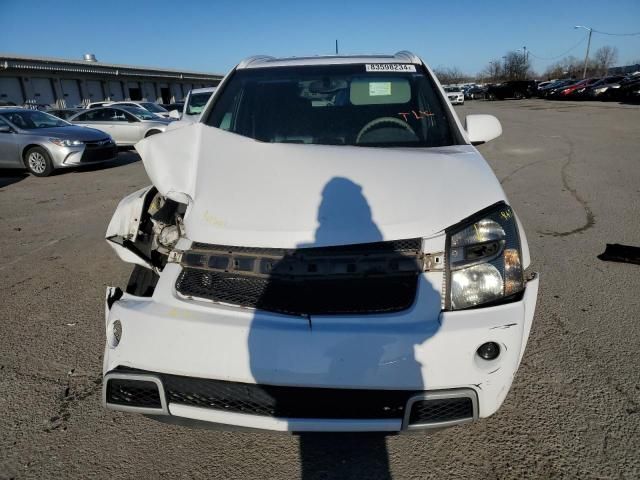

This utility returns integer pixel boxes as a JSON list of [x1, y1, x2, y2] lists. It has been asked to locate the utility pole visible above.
[[335, 40, 339, 55], [575, 25, 593, 79]]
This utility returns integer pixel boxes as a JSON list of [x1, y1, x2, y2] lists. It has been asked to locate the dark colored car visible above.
[[617, 77, 640, 103], [554, 78, 600, 100], [46, 108, 85, 120], [537, 79, 576, 98], [486, 80, 536, 100], [465, 85, 487, 100], [599, 74, 640, 101], [584, 76, 626, 100]]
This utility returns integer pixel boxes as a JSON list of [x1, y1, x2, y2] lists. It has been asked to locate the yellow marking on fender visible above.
[[203, 210, 225, 227]]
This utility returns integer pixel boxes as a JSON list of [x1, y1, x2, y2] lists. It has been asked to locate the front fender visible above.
[[106, 185, 156, 269]]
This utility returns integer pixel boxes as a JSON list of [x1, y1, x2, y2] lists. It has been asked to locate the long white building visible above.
[[0, 53, 223, 107]]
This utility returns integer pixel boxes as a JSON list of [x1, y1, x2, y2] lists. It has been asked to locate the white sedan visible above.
[[102, 52, 538, 433], [445, 86, 465, 105]]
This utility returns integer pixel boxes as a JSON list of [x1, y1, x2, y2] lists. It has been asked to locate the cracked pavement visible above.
[[1, 100, 639, 479]]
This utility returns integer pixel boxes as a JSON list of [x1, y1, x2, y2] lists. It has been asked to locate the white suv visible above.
[[103, 51, 539, 433]]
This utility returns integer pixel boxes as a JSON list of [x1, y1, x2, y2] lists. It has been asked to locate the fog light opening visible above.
[[109, 320, 122, 348], [477, 342, 500, 361]]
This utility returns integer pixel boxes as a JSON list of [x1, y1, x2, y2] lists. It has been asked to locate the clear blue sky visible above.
[[1, 0, 639, 75]]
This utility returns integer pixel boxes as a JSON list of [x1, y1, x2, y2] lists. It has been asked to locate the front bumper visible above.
[[50, 143, 117, 168], [103, 264, 539, 432]]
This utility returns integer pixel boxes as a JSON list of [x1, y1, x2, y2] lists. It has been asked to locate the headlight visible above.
[[446, 203, 524, 310], [49, 138, 83, 147], [595, 87, 607, 93]]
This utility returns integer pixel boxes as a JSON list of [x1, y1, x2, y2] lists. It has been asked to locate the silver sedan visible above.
[[69, 106, 172, 146], [0, 108, 117, 177]]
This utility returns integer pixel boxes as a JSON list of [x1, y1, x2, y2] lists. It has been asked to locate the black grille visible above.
[[176, 239, 423, 316], [158, 372, 414, 419], [189, 238, 423, 255], [81, 142, 117, 162], [408, 397, 474, 425], [105, 378, 162, 408]]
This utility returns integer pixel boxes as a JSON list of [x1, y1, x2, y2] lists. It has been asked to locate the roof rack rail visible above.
[[237, 55, 276, 69], [394, 51, 421, 64]]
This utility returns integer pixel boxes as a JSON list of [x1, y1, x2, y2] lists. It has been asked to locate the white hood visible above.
[[136, 124, 506, 248]]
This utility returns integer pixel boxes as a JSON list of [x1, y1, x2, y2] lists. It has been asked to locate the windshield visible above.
[[141, 102, 168, 113], [186, 92, 214, 115], [117, 106, 158, 120], [205, 65, 457, 147], [0, 110, 69, 129], [444, 87, 461, 92]]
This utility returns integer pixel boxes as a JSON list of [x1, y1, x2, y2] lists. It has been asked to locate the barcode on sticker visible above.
[[366, 64, 416, 72]]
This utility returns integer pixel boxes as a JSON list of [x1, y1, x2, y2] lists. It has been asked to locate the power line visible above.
[[592, 29, 640, 36], [528, 34, 588, 60]]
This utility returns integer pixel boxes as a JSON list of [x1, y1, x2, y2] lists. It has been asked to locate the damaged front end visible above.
[[105, 186, 186, 295], [102, 125, 539, 433]]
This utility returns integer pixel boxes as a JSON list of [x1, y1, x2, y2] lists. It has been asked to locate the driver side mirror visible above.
[[169, 109, 181, 120], [465, 114, 502, 145], [0, 125, 12, 133]]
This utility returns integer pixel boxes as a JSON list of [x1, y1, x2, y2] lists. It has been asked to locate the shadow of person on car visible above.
[[248, 177, 442, 480]]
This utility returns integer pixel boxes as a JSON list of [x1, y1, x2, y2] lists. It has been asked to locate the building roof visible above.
[[0, 53, 224, 81], [237, 51, 421, 69]]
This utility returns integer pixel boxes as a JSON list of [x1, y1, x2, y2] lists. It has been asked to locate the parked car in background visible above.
[[0, 108, 116, 176], [553, 78, 600, 100], [69, 106, 172, 146], [46, 108, 84, 120], [161, 102, 184, 113], [585, 76, 626, 100], [486, 80, 536, 100], [86, 101, 112, 109], [444, 86, 464, 105], [174, 87, 217, 121], [536, 80, 557, 91], [617, 76, 640, 103], [103, 51, 539, 433], [108, 101, 171, 118], [537, 79, 575, 98], [465, 85, 487, 100]]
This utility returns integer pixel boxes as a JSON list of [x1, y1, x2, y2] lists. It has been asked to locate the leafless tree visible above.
[[502, 51, 532, 80], [593, 46, 619, 75], [432, 67, 468, 85], [481, 59, 503, 82], [543, 55, 582, 80]]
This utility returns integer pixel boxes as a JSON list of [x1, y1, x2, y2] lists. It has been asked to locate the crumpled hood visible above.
[[136, 123, 506, 248]]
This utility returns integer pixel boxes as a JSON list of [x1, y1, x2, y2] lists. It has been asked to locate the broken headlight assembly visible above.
[[445, 202, 524, 310]]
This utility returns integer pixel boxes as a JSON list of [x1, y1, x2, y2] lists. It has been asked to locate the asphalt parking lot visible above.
[[1, 99, 639, 479]]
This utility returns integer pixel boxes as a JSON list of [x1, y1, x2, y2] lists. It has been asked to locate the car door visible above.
[[0, 117, 21, 167], [72, 109, 111, 136], [113, 110, 145, 145], [102, 108, 130, 145]]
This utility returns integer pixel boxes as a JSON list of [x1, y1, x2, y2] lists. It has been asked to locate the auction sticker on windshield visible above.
[[366, 64, 416, 72]]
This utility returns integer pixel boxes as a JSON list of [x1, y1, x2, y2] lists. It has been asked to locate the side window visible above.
[[81, 109, 108, 121], [105, 109, 126, 122], [207, 80, 242, 131]]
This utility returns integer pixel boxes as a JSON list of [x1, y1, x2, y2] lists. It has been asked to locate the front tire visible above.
[[24, 146, 54, 177]]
